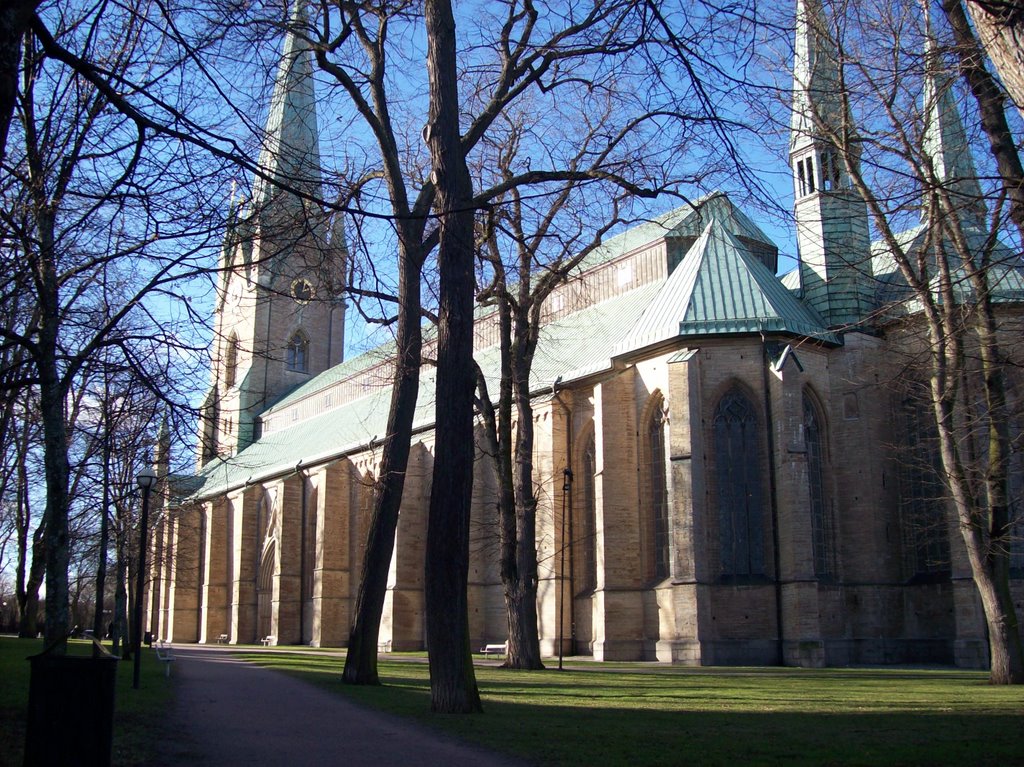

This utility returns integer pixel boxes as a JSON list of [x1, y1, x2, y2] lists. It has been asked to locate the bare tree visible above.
[[471, 111, 673, 669], [792, 0, 1023, 683], [1, 3, 222, 651], [962, 0, 1024, 116], [942, 0, 1024, 240]]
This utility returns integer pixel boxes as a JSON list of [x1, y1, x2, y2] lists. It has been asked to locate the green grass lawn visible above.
[[3, 637, 1022, 766], [233, 651, 1024, 767], [0, 635, 173, 766]]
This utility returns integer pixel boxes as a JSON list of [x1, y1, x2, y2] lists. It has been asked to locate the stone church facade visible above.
[[146, 0, 1024, 668]]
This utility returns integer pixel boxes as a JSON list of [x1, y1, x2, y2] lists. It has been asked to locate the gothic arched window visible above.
[[286, 331, 309, 373], [576, 429, 597, 595], [224, 334, 239, 388], [1010, 466, 1024, 578], [302, 479, 317, 613], [804, 391, 833, 578], [899, 398, 950, 577], [714, 387, 766, 578], [645, 396, 670, 581]]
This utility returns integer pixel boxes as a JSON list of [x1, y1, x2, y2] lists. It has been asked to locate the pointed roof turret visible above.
[[791, 0, 847, 153], [251, 0, 322, 210], [921, 17, 986, 224]]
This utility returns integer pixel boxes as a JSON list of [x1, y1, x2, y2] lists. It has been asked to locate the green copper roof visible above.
[[872, 223, 1024, 311], [264, 341, 398, 415], [579, 192, 777, 273], [618, 220, 835, 349]]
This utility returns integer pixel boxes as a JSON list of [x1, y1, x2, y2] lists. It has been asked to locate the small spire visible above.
[[154, 415, 171, 480], [920, 4, 985, 224], [251, 0, 322, 210], [791, 0, 845, 152]]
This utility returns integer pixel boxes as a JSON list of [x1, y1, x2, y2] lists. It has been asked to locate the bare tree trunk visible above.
[[17, 498, 44, 640], [343, 238, 422, 685], [930, 1, 1024, 683], [16, 427, 44, 638], [943, 0, 1024, 242], [478, 289, 544, 669], [960, 248, 1024, 684], [965, 0, 1024, 118], [35, 204, 72, 652], [503, 323, 544, 669], [0, 1, 37, 166], [423, 0, 482, 714], [113, 524, 129, 657], [92, 388, 112, 654], [39, 380, 70, 650]]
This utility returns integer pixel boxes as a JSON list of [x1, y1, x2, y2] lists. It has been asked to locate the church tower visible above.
[[198, 1, 346, 466], [790, 0, 875, 328]]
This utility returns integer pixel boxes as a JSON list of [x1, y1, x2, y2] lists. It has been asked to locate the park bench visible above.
[[377, 639, 392, 653], [216, 634, 229, 644], [154, 641, 175, 677], [260, 635, 275, 646], [479, 641, 508, 657]]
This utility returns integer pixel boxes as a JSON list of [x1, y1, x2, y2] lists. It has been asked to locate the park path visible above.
[[156, 645, 531, 767]]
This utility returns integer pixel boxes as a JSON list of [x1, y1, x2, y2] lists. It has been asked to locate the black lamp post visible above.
[[133, 465, 157, 690]]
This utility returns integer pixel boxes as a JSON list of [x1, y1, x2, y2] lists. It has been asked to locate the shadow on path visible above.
[[157, 645, 530, 767]]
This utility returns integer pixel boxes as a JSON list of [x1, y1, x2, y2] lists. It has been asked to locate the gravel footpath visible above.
[[156, 645, 531, 767]]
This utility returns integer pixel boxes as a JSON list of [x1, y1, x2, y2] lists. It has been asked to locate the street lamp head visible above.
[[136, 465, 158, 491]]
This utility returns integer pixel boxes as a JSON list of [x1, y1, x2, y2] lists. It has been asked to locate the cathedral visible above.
[[146, 0, 1024, 668]]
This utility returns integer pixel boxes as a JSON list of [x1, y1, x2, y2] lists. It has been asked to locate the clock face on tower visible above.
[[290, 278, 315, 304]]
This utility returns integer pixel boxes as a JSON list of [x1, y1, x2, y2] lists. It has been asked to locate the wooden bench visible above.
[[216, 634, 229, 644], [154, 641, 175, 677], [480, 641, 508, 656], [260, 635, 275, 646]]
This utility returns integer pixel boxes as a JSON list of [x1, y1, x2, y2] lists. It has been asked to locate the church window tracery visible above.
[[1008, 421, 1024, 578], [898, 398, 951, 578], [1010, 469, 1024, 578], [796, 156, 818, 197], [286, 331, 309, 373], [804, 391, 834, 578], [224, 334, 239, 388], [302, 479, 317, 617], [576, 428, 597, 595], [644, 394, 670, 581], [714, 387, 766, 578]]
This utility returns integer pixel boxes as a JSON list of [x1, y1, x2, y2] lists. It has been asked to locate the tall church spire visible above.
[[921, 15, 986, 224], [790, 0, 875, 329], [251, 0, 322, 210], [196, 0, 345, 466]]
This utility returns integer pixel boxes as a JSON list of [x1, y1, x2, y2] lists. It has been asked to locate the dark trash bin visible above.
[[144, 631, 153, 647], [24, 645, 118, 766]]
